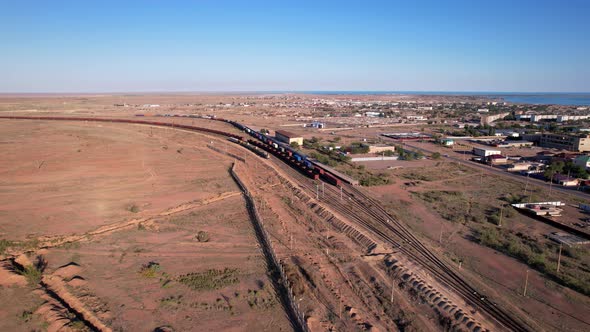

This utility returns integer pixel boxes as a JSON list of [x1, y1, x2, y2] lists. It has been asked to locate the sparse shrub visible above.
[[127, 204, 140, 213], [487, 213, 500, 225], [382, 149, 395, 157], [478, 227, 500, 248], [18, 310, 33, 322], [16, 255, 46, 286], [68, 319, 87, 331], [20, 265, 43, 286], [58, 241, 81, 250], [159, 295, 183, 309], [563, 246, 586, 259], [140, 261, 161, 278], [177, 268, 239, 291], [195, 231, 209, 243], [360, 173, 390, 186], [502, 193, 525, 204], [0, 239, 13, 255]]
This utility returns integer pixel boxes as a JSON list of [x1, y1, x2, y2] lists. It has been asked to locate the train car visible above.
[[309, 171, 319, 180], [321, 172, 341, 186]]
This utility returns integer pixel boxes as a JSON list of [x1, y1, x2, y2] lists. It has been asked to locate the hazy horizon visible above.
[[1, 0, 589, 93], [1, 90, 590, 95]]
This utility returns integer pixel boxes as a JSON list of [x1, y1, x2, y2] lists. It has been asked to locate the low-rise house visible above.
[[368, 144, 395, 153], [554, 174, 580, 186], [473, 147, 501, 157], [508, 163, 533, 171], [534, 151, 556, 162], [440, 138, 454, 146], [487, 154, 508, 165]]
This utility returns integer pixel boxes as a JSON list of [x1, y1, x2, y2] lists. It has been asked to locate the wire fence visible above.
[[230, 163, 309, 332]]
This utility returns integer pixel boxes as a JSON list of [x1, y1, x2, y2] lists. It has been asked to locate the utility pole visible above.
[[390, 275, 395, 304], [439, 224, 443, 244], [557, 244, 563, 273], [340, 186, 343, 201], [322, 182, 325, 198], [316, 184, 319, 200], [523, 171, 530, 196], [338, 291, 341, 319], [498, 204, 504, 227], [549, 173, 554, 197], [523, 269, 529, 297]]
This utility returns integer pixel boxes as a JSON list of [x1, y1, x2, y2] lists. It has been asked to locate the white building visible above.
[[531, 114, 558, 122], [516, 114, 532, 121], [473, 147, 502, 157], [557, 115, 590, 122], [365, 111, 382, 117]]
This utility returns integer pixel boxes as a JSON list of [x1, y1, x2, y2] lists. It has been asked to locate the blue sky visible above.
[[1, 0, 588, 92]]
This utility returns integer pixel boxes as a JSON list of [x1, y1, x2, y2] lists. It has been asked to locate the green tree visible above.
[[562, 161, 589, 179], [544, 161, 564, 180], [431, 152, 441, 160], [290, 141, 300, 149]]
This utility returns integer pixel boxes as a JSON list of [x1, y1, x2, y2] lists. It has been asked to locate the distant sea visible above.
[[298, 91, 590, 106]]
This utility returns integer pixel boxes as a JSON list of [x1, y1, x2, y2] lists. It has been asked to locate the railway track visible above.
[[1, 115, 533, 331], [272, 156, 533, 332]]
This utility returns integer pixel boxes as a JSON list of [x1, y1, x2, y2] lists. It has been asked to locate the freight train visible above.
[[217, 118, 348, 186], [227, 137, 269, 159]]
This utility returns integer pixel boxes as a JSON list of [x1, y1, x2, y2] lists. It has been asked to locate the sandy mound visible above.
[[67, 276, 87, 288], [14, 254, 34, 268], [0, 261, 26, 286], [54, 262, 82, 280]]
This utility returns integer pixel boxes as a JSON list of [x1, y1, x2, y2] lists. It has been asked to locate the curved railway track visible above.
[[0, 115, 534, 331]]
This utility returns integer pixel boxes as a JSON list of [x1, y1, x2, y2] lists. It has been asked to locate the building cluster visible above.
[[516, 114, 590, 122], [538, 133, 590, 152]]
